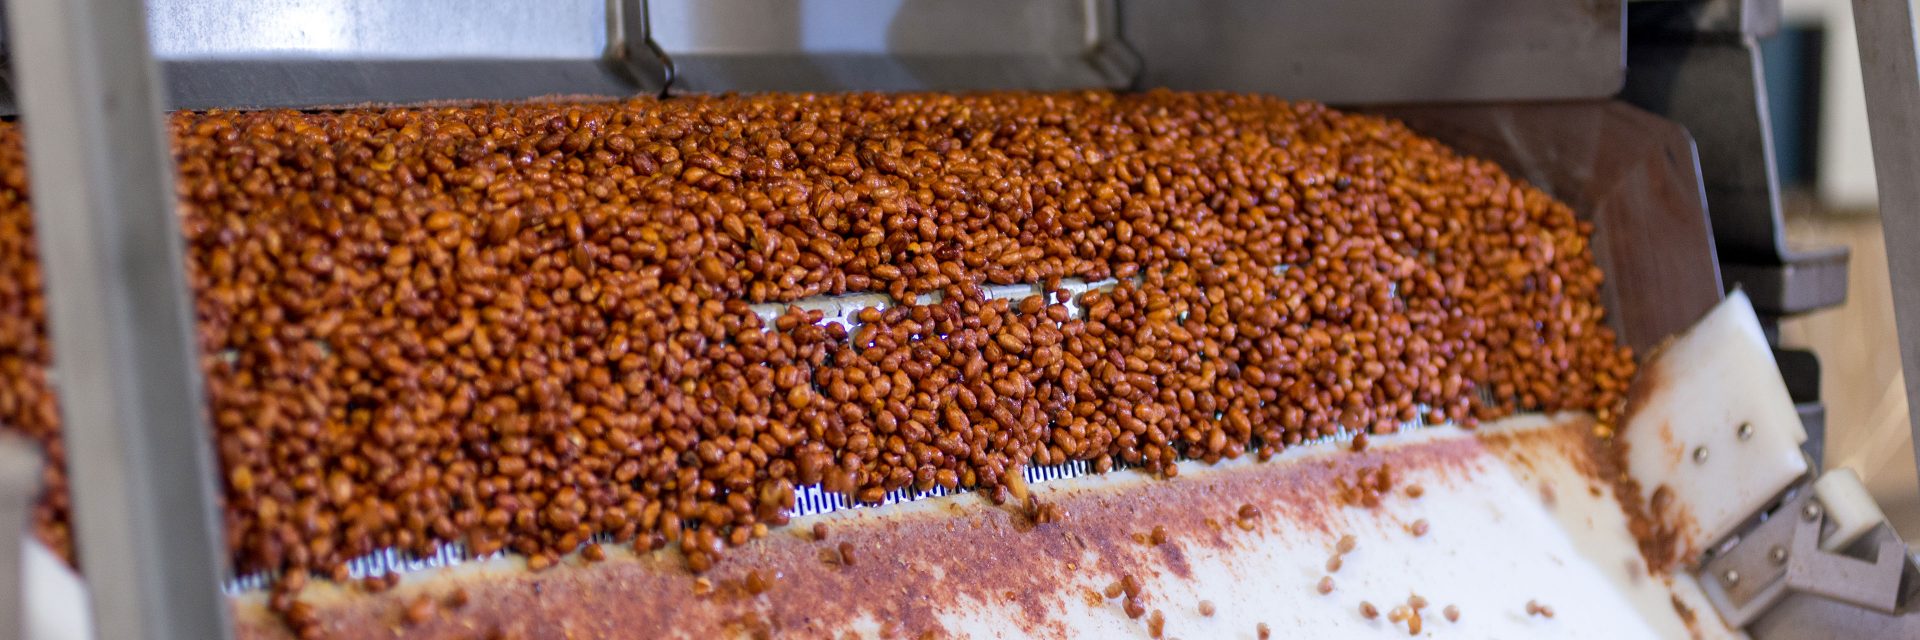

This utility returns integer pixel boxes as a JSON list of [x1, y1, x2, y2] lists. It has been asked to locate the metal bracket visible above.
[[1699, 489, 1909, 628], [1086, 0, 1145, 91], [610, 0, 676, 96], [1723, 247, 1851, 316]]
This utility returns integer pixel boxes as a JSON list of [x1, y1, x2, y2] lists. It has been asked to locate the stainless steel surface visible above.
[[5, 0, 1635, 106], [651, 0, 1137, 93], [161, 60, 641, 111], [137, 0, 660, 109], [148, 0, 605, 60], [1851, 0, 1920, 508], [5, 0, 232, 638], [0, 435, 39, 640], [1121, 0, 1624, 104]]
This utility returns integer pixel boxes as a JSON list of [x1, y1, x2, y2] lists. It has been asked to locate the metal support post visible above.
[[3, 0, 233, 637], [1851, 0, 1920, 503]]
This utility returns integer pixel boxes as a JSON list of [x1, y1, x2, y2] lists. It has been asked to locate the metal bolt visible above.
[[1769, 546, 1787, 564], [1722, 569, 1740, 586], [1802, 502, 1823, 522], [1693, 446, 1710, 464], [1737, 422, 1753, 441]]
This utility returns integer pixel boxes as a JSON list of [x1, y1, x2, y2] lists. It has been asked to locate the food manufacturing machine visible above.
[[7, 1, 1920, 638]]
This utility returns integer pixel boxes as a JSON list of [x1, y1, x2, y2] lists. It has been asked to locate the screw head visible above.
[[1737, 422, 1753, 441], [1802, 502, 1823, 522], [1769, 546, 1787, 564], [1722, 569, 1741, 586], [1693, 446, 1710, 464]]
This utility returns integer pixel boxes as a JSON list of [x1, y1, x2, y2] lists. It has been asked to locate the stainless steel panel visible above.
[[1380, 101, 1723, 352], [1122, 0, 1624, 104], [652, 0, 1137, 93], [1850, 0, 1920, 507], [19, 0, 1634, 107], [161, 59, 643, 111], [133, 0, 662, 110], [5, 0, 232, 636], [148, 0, 608, 60]]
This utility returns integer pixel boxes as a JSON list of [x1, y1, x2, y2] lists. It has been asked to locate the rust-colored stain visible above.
[[234, 420, 1599, 639], [1621, 338, 1670, 421], [1644, 483, 1702, 567], [1476, 418, 1603, 490], [1659, 420, 1684, 467], [1614, 347, 1701, 572], [1490, 417, 1691, 578], [1670, 593, 1698, 627], [1475, 414, 1684, 574], [1626, 341, 1686, 468]]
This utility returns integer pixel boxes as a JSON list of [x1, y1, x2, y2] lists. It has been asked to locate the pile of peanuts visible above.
[[0, 91, 1634, 590]]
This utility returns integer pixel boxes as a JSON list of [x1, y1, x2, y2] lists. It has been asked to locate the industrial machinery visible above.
[[7, 0, 1920, 638]]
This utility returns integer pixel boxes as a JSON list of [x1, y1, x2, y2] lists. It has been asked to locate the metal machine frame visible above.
[[1853, 0, 1920, 525], [3, 1, 1918, 638], [6, 0, 228, 638]]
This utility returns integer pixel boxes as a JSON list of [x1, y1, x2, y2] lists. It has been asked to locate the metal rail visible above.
[[3, 0, 233, 637], [1850, 0, 1920, 504]]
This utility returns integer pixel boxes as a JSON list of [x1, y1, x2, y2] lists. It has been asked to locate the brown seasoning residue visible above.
[[234, 424, 1503, 638], [1613, 346, 1698, 567], [1478, 413, 1687, 573]]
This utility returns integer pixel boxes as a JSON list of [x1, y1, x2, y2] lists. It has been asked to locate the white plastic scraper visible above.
[[1622, 290, 1809, 565]]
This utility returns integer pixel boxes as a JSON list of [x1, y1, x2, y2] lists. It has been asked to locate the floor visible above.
[[1778, 205, 1920, 536]]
